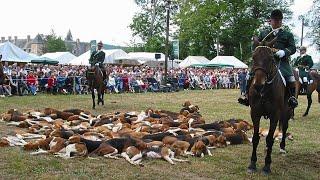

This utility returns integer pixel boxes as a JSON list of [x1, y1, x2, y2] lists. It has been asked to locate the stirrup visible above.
[[288, 96, 298, 108]]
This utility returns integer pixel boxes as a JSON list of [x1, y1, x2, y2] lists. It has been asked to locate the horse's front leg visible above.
[[101, 88, 105, 106], [262, 111, 279, 175], [92, 89, 96, 109], [248, 114, 261, 173], [303, 92, 313, 116], [280, 110, 290, 153]]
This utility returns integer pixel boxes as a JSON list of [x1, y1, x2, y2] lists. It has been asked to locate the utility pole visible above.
[[301, 17, 304, 47], [164, 0, 171, 82], [216, 37, 219, 56], [239, 42, 243, 60]]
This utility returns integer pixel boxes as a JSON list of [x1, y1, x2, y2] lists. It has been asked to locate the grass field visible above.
[[0, 90, 319, 179]]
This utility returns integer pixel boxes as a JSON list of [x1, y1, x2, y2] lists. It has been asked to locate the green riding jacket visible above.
[[258, 27, 296, 78], [294, 54, 313, 79], [89, 50, 105, 66]]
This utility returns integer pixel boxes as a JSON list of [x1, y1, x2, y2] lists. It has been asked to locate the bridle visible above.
[[253, 46, 280, 85]]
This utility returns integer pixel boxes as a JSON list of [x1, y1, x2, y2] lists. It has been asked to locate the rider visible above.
[[294, 46, 314, 86], [89, 41, 106, 80], [238, 9, 298, 108]]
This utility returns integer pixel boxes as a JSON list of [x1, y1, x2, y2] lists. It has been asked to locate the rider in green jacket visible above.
[[238, 9, 298, 108]]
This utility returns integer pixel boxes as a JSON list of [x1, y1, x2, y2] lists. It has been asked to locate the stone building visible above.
[[0, 30, 90, 56]]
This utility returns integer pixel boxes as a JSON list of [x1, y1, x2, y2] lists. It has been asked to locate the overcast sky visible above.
[[0, 0, 318, 60], [0, 0, 139, 46]]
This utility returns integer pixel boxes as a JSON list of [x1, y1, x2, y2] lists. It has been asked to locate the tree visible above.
[[174, 0, 293, 61], [308, 0, 320, 49], [43, 30, 67, 53], [130, 0, 179, 53]]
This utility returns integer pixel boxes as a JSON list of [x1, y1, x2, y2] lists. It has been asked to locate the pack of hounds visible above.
[[0, 101, 292, 166]]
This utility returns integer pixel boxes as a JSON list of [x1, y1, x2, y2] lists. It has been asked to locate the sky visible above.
[[0, 0, 139, 46], [0, 0, 318, 61], [289, 0, 319, 62]]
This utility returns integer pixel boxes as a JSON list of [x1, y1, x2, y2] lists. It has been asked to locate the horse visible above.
[[247, 37, 293, 175], [294, 69, 320, 116], [86, 65, 105, 109]]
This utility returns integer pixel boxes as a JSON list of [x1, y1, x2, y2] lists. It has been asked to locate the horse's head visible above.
[[251, 37, 277, 92]]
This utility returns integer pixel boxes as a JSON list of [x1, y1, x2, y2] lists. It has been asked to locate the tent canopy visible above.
[[41, 52, 76, 64], [0, 41, 35, 63], [128, 52, 165, 62], [68, 49, 129, 66], [179, 56, 210, 68], [209, 56, 248, 69]]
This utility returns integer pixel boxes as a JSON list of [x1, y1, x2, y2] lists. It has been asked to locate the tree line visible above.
[[130, 0, 319, 63]]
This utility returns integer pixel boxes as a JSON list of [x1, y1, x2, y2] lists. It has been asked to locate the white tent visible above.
[[128, 52, 165, 62], [209, 56, 248, 69], [179, 56, 210, 68], [41, 52, 76, 64], [68, 49, 129, 66], [0, 41, 34, 63]]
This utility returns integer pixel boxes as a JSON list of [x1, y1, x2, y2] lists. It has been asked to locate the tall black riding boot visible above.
[[238, 78, 252, 106], [288, 82, 298, 108]]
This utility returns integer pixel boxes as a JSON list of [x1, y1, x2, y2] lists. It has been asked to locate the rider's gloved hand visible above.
[[275, 50, 285, 58]]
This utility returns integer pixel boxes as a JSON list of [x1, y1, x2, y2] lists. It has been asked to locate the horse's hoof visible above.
[[303, 113, 308, 117], [247, 167, 257, 174], [262, 166, 271, 175], [279, 148, 287, 154], [247, 163, 257, 174]]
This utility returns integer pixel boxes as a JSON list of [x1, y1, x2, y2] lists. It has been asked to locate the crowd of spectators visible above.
[[0, 62, 249, 97]]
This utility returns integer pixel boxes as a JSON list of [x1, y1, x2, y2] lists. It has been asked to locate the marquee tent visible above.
[[178, 56, 210, 68], [0, 41, 34, 63], [208, 56, 248, 69], [41, 52, 76, 64], [128, 52, 165, 62], [68, 49, 129, 65]]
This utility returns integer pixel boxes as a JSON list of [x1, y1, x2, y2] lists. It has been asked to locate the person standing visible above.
[[238, 70, 247, 96]]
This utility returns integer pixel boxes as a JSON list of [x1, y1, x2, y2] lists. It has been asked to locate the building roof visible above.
[[32, 34, 44, 44], [65, 29, 73, 41]]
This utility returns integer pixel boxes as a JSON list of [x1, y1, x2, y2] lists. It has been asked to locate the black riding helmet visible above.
[[270, 9, 283, 20]]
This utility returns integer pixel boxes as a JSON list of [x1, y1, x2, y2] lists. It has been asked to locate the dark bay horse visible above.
[[294, 70, 320, 116], [247, 38, 293, 175], [86, 65, 105, 109]]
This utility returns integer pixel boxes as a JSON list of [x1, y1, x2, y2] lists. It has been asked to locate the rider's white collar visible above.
[[272, 27, 282, 36]]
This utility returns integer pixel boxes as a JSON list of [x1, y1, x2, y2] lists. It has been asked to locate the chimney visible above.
[[14, 36, 18, 44], [1, 37, 5, 43], [27, 35, 31, 42], [8, 36, 12, 42]]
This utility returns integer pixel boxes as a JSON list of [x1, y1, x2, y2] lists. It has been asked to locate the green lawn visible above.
[[0, 90, 319, 179]]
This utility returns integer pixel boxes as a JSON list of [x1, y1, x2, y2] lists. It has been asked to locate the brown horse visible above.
[[294, 69, 320, 116], [86, 65, 105, 109], [247, 38, 293, 175]]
